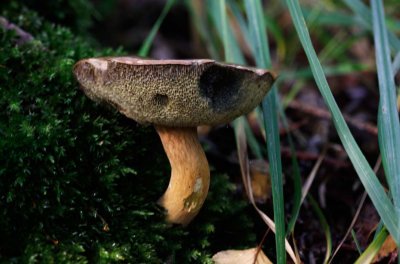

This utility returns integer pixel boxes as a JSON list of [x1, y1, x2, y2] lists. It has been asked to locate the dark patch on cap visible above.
[[199, 65, 244, 112]]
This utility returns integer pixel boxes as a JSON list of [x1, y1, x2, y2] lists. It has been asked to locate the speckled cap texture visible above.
[[73, 57, 275, 127]]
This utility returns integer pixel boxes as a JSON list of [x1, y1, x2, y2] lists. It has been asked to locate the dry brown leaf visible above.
[[212, 248, 273, 264], [249, 159, 271, 203], [372, 235, 397, 263]]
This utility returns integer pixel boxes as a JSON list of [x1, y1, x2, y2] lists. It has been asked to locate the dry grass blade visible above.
[[234, 118, 300, 264], [301, 147, 326, 204]]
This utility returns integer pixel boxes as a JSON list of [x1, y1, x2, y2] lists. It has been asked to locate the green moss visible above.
[[0, 3, 256, 263]]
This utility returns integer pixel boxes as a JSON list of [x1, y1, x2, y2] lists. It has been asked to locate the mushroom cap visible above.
[[73, 57, 275, 127]]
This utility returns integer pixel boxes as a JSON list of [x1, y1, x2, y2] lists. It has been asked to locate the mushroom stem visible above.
[[156, 126, 210, 226]]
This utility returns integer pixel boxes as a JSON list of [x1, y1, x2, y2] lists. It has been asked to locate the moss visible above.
[[0, 3, 256, 263]]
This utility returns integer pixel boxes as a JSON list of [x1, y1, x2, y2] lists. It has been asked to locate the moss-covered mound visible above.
[[0, 2, 255, 263]]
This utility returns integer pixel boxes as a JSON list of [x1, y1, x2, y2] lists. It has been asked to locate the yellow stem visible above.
[[156, 126, 210, 226]]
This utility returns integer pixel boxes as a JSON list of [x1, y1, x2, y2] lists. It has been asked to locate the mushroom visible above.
[[73, 57, 275, 226]]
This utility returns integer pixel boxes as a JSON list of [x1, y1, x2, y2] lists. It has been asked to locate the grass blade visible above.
[[372, 0, 400, 244], [137, 0, 175, 57], [392, 51, 400, 74], [355, 228, 388, 264], [244, 0, 271, 66], [302, 7, 358, 27], [244, 1, 286, 263], [207, 0, 245, 64], [351, 229, 363, 255], [284, 0, 399, 243], [261, 89, 286, 263], [227, 0, 252, 51], [342, 0, 400, 53], [308, 195, 332, 264], [301, 150, 326, 204], [185, 0, 220, 60]]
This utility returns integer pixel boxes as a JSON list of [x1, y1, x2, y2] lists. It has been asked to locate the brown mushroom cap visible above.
[[73, 57, 275, 127]]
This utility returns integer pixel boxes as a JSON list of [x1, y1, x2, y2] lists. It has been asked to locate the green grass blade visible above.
[[284, 0, 399, 243], [372, 0, 400, 244], [227, 0, 252, 49], [342, 0, 371, 27], [393, 52, 400, 74], [351, 229, 362, 255], [302, 7, 357, 27], [261, 89, 286, 264], [207, 0, 245, 64], [308, 195, 332, 264], [219, 0, 232, 62], [184, 0, 220, 60], [137, 0, 175, 57], [244, 1, 286, 263], [355, 228, 388, 264], [244, 0, 271, 66], [343, 0, 400, 53]]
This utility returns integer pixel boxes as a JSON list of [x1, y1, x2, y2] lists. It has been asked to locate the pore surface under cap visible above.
[[73, 57, 275, 127]]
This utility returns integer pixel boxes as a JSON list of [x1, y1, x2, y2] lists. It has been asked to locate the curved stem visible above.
[[156, 126, 210, 226]]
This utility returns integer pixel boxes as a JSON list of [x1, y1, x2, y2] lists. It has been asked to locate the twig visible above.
[[254, 228, 271, 264], [301, 147, 327, 204], [0, 16, 34, 45]]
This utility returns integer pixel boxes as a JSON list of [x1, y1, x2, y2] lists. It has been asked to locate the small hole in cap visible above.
[[152, 93, 169, 108]]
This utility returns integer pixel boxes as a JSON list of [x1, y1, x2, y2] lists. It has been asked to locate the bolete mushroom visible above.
[[73, 57, 275, 226]]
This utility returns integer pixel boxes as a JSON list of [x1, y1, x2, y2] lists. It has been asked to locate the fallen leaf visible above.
[[372, 235, 397, 263], [212, 248, 272, 264], [249, 159, 271, 203]]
